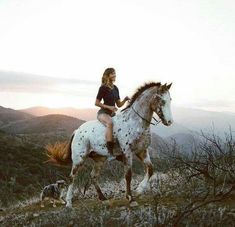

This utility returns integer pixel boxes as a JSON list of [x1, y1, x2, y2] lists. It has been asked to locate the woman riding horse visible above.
[[95, 68, 130, 156], [47, 80, 173, 208]]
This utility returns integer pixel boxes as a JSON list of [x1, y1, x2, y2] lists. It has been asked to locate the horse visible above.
[[47, 82, 173, 207]]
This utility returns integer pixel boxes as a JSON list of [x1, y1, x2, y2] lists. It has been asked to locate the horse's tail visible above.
[[45, 132, 75, 166]]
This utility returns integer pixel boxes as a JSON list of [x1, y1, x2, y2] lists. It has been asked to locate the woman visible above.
[[95, 68, 130, 156]]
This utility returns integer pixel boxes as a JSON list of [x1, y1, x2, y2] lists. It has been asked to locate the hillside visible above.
[[0, 130, 69, 207], [173, 106, 235, 136], [19, 106, 97, 121], [149, 133, 168, 158], [0, 106, 33, 126], [0, 114, 85, 135], [0, 107, 234, 226], [19, 105, 235, 138], [165, 132, 199, 153], [151, 121, 192, 138]]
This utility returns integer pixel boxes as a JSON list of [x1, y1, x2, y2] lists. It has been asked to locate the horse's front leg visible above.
[[135, 149, 153, 196], [123, 151, 138, 206]]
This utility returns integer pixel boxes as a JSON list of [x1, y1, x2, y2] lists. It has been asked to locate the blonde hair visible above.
[[101, 68, 115, 89]]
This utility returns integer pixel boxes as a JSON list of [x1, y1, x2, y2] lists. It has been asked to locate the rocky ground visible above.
[[0, 173, 234, 226]]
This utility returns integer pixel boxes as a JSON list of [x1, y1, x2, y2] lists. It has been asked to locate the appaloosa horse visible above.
[[47, 82, 173, 207]]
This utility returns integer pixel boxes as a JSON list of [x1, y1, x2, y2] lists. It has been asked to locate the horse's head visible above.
[[150, 83, 173, 126]]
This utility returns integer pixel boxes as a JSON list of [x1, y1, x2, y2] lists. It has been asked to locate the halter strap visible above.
[[131, 106, 161, 126]]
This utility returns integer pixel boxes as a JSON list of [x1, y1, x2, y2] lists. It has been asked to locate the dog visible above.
[[40, 180, 67, 207]]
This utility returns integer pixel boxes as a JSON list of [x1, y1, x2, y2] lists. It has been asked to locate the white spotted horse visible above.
[[47, 82, 173, 207]]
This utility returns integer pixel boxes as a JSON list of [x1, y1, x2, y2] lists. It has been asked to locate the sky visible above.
[[0, 0, 234, 112]]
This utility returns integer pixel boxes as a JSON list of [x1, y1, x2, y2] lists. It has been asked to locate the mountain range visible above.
[[19, 105, 235, 138]]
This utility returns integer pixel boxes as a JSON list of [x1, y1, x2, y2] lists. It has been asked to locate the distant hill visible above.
[[0, 106, 33, 126], [165, 132, 200, 153], [0, 114, 85, 135], [19, 105, 235, 138], [151, 121, 192, 138], [19, 106, 97, 121], [149, 133, 169, 158], [172, 106, 235, 137]]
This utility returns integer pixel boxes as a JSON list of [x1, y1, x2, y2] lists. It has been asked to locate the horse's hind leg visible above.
[[135, 149, 153, 196], [66, 162, 84, 208], [86, 153, 107, 200], [91, 160, 107, 201]]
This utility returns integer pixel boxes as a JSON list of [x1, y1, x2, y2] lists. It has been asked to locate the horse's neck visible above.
[[128, 88, 154, 129]]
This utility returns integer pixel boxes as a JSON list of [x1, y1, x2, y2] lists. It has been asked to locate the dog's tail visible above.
[[45, 132, 75, 166]]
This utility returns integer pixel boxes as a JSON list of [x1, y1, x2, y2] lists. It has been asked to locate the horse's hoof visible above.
[[130, 201, 138, 207], [126, 195, 132, 202], [65, 203, 73, 209]]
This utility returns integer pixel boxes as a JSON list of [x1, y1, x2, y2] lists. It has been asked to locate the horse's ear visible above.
[[167, 83, 172, 90], [160, 83, 167, 93]]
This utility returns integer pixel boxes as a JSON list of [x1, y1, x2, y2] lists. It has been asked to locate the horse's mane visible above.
[[121, 82, 161, 112]]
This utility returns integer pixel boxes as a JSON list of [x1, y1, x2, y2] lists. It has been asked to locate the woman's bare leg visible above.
[[97, 114, 114, 154], [97, 114, 113, 142]]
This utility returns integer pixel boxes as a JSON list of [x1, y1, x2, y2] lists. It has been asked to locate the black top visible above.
[[96, 85, 120, 106]]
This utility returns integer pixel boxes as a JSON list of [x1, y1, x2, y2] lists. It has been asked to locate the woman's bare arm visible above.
[[116, 97, 130, 108]]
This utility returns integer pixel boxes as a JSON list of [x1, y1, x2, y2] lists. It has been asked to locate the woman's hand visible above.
[[109, 106, 118, 112], [124, 96, 130, 102]]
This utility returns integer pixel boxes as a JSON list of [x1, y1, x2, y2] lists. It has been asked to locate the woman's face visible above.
[[109, 72, 116, 83]]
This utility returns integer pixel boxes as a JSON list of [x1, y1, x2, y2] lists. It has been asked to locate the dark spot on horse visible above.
[[125, 134, 128, 137], [126, 142, 128, 145], [118, 128, 121, 132], [85, 131, 87, 133]]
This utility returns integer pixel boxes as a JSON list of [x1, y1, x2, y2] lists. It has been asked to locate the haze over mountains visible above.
[[19, 105, 235, 138], [1, 104, 234, 154]]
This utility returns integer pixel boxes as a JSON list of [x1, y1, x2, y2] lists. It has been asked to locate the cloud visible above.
[[0, 70, 97, 96]]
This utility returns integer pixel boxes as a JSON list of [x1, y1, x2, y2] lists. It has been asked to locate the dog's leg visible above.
[[59, 197, 66, 204], [40, 192, 45, 208], [52, 199, 57, 207], [58, 188, 66, 204]]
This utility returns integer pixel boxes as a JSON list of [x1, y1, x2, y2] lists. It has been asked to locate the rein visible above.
[[131, 106, 161, 126]]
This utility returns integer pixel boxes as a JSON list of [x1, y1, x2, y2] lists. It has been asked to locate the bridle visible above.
[[131, 106, 161, 126], [131, 93, 164, 126]]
